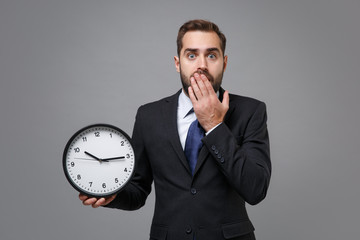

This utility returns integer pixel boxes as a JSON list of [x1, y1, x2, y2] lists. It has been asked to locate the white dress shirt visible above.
[[177, 90, 196, 150]]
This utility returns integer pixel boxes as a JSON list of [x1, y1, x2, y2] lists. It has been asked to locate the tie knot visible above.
[[184, 108, 194, 118], [191, 119, 204, 134]]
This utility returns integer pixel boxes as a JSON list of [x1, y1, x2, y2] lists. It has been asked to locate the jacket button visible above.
[[186, 226, 192, 234], [220, 157, 225, 163], [211, 145, 216, 151], [191, 188, 197, 195]]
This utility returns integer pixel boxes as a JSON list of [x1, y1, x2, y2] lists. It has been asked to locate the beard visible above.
[[180, 68, 224, 96]]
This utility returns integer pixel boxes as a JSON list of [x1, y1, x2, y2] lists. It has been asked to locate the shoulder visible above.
[[226, 93, 268, 125], [229, 93, 266, 110], [136, 90, 180, 115]]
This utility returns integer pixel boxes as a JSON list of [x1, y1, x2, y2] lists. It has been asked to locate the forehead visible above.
[[181, 31, 222, 53]]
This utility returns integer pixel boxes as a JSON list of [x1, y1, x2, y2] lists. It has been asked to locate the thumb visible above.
[[222, 90, 230, 108]]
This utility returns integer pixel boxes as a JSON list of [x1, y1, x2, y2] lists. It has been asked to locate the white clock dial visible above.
[[63, 124, 135, 197]]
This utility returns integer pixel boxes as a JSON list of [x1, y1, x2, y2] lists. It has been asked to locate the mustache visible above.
[[191, 70, 213, 82]]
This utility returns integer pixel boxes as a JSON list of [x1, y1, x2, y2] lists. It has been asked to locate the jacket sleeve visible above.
[[202, 101, 271, 205], [104, 106, 153, 210]]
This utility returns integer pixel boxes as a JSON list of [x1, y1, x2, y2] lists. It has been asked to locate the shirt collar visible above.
[[178, 89, 194, 119]]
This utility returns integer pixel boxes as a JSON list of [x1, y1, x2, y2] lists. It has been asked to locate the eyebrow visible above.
[[183, 48, 221, 54], [184, 48, 199, 53], [207, 48, 221, 53]]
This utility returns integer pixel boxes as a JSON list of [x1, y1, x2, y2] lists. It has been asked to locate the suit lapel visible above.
[[163, 90, 193, 175]]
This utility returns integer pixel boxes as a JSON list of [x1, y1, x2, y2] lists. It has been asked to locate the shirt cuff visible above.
[[205, 122, 223, 135]]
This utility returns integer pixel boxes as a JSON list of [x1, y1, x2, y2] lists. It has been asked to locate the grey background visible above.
[[1, 0, 359, 239]]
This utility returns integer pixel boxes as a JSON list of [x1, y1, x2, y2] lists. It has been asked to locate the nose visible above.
[[198, 55, 208, 70]]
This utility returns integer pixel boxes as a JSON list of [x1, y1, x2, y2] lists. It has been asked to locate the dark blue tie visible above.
[[184, 119, 205, 175]]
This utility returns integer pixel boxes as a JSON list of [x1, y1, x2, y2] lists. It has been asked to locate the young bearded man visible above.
[[79, 19, 271, 240]]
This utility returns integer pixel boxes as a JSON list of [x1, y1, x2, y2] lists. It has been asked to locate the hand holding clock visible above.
[[79, 193, 117, 208]]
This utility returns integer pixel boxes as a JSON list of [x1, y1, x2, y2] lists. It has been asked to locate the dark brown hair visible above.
[[176, 19, 226, 56]]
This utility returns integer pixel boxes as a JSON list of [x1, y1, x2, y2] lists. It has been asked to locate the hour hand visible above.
[[84, 151, 101, 161]]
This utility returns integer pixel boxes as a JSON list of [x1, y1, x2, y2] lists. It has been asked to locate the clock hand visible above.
[[74, 157, 99, 161], [84, 151, 102, 162], [101, 156, 125, 161]]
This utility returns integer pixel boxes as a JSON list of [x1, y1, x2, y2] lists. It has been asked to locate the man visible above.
[[80, 19, 271, 240]]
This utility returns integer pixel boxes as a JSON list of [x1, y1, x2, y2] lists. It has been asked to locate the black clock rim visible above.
[[62, 123, 136, 198]]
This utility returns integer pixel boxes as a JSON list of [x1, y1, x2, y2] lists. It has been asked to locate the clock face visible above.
[[63, 124, 135, 197]]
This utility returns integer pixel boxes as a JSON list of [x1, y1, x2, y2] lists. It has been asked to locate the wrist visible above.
[[205, 122, 223, 135]]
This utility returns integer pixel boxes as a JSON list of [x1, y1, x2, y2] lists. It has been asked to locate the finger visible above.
[[104, 194, 117, 205], [195, 74, 208, 97], [79, 193, 88, 201], [83, 197, 98, 206], [222, 90, 230, 108], [92, 198, 106, 208], [188, 85, 198, 103], [190, 77, 202, 99], [202, 76, 216, 97]]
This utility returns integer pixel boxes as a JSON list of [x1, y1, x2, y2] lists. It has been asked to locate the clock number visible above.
[[77, 174, 81, 180], [102, 183, 106, 188], [74, 147, 80, 153], [115, 178, 118, 183], [89, 182, 93, 187], [124, 168, 128, 172], [71, 162, 75, 167], [121, 141, 124, 146], [126, 154, 130, 159], [82, 137, 87, 142], [109, 133, 113, 138], [94, 132, 100, 137]]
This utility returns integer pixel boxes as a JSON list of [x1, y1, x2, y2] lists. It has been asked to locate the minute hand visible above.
[[102, 156, 125, 161]]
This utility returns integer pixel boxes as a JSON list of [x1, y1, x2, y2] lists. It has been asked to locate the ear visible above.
[[174, 56, 180, 73], [223, 55, 228, 72]]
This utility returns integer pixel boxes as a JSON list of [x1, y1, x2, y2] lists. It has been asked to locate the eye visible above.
[[188, 54, 196, 59], [208, 54, 216, 59]]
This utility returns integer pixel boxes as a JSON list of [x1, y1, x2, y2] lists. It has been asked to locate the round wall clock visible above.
[[63, 124, 135, 197]]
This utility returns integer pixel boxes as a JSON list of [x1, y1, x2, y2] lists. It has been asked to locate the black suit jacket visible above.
[[106, 89, 271, 240]]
